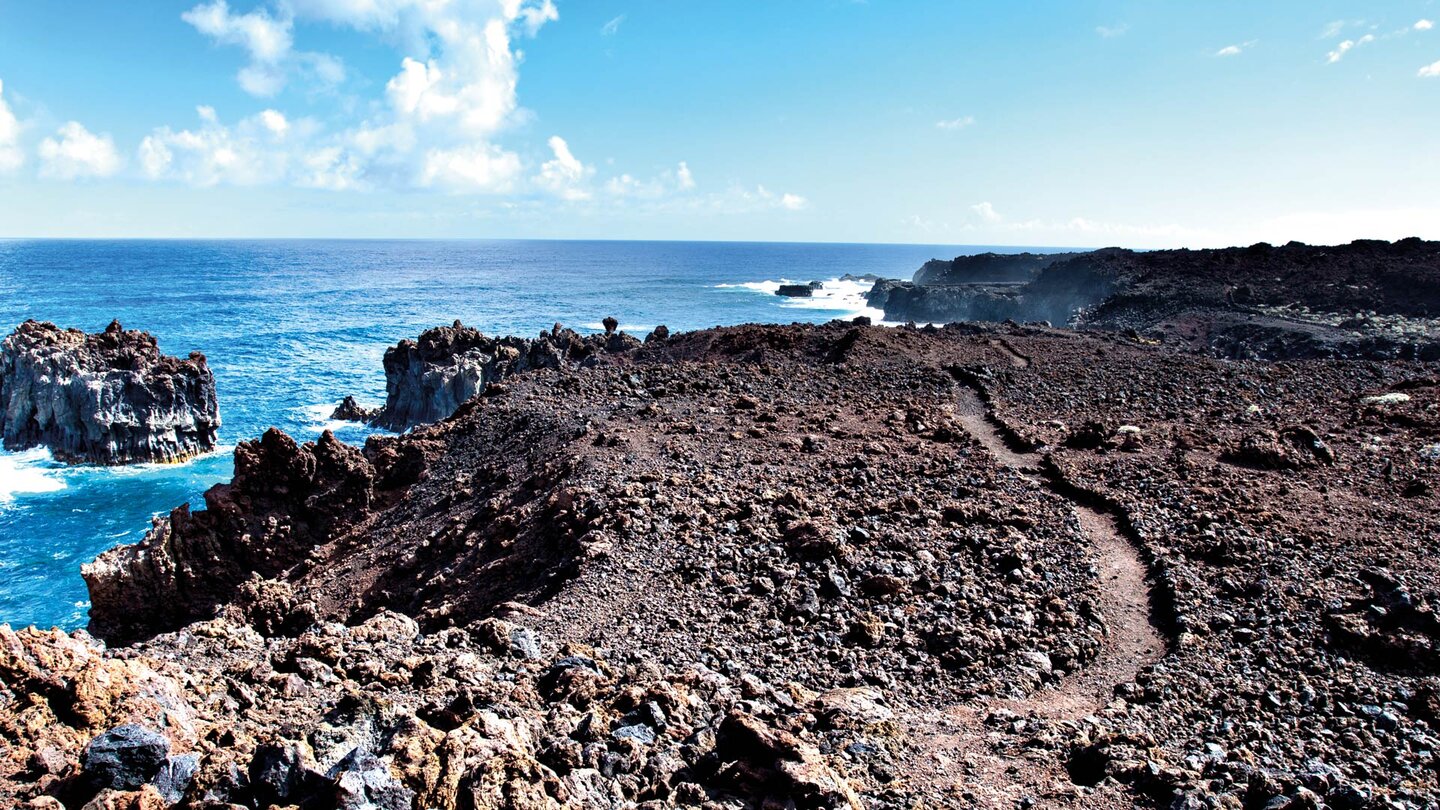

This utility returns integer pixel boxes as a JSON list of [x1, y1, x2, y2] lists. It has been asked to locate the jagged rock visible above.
[[0, 320, 219, 464], [81, 725, 170, 791], [328, 747, 413, 810], [331, 396, 379, 423], [371, 321, 637, 430], [82, 429, 376, 644]]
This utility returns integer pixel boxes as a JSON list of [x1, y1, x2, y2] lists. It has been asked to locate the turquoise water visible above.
[[0, 239, 1026, 630]]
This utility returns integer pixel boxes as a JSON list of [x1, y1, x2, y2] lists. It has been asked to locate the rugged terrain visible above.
[[869, 239, 1440, 361], [0, 320, 220, 465], [369, 319, 643, 431], [2, 311, 1437, 808]]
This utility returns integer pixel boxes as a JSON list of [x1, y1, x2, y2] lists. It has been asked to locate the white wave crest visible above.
[[715, 276, 888, 323], [0, 448, 67, 501]]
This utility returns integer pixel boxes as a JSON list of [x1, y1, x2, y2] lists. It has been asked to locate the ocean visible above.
[[0, 239, 1032, 630]]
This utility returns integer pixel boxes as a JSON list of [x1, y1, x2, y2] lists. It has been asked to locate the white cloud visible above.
[[1420, 60, 1440, 77], [1327, 34, 1374, 63], [935, 116, 975, 131], [970, 201, 1003, 224], [419, 143, 522, 192], [601, 14, 625, 36], [1416, 20, 1434, 32], [535, 135, 592, 200], [39, 122, 121, 179], [603, 162, 699, 199], [138, 106, 293, 186], [0, 79, 23, 172], [781, 193, 807, 211], [258, 109, 289, 136], [1215, 41, 1256, 57], [1097, 24, 1128, 38], [183, 0, 344, 97]]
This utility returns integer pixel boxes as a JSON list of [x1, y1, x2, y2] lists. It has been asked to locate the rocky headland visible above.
[[366, 320, 644, 431], [0, 320, 219, 465], [2, 243, 1440, 809], [869, 239, 1440, 361]]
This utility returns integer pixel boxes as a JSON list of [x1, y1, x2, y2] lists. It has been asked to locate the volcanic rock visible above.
[[0, 320, 219, 464], [370, 321, 639, 430]]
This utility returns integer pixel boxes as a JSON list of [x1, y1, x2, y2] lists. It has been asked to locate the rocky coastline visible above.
[[869, 239, 1440, 361], [2, 243, 1440, 809], [0, 320, 219, 465]]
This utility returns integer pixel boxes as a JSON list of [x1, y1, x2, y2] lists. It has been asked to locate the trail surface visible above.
[[901, 383, 1167, 808]]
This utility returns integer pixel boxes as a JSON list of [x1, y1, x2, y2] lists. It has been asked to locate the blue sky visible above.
[[0, 0, 1437, 246]]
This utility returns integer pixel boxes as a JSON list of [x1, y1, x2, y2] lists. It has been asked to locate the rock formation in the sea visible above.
[[41, 313, 1438, 809], [776, 282, 823, 297], [0, 320, 219, 464], [870, 238, 1440, 360], [329, 395, 379, 423], [370, 320, 641, 431]]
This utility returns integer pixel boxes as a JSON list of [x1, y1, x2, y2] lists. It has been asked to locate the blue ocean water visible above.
[[0, 239, 1031, 630]]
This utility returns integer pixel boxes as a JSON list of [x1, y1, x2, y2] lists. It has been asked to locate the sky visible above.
[[0, 0, 1437, 247]]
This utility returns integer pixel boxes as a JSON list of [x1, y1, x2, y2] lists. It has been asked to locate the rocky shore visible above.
[[0, 305, 1435, 808], [0, 320, 219, 465], [869, 239, 1440, 361], [3, 242, 1440, 809]]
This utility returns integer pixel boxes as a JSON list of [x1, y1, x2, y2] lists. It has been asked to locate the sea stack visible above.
[[0, 320, 220, 465]]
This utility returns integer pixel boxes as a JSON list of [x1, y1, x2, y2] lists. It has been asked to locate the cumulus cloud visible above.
[[39, 122, 121, 179], [183, 0, 344, 96], [676, 161, 695, 190], [1327, 34, 1374, 63], [1420, 60, 1440, 78], [780, 193, 807, 211], [419, 143, 522, 191], [935, 116, 975, 131], [535, 135, 592, 200], [0, 79, 22, 172], [139, 106, 299, 186], [1416, 20, 1433, 32]]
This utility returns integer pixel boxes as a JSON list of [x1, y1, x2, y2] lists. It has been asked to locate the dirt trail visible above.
[[899, 384, 1167, 807], [988, 338, 1033, 369]]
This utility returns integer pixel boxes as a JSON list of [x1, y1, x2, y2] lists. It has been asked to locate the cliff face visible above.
[[0, 320, 219, 464], [372, 321, 642, 431]]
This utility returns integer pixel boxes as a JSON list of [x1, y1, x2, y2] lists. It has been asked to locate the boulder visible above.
[[81, 725, 170, 791]]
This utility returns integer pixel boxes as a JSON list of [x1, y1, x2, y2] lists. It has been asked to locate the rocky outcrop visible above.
[[912, 251, 1083, 285], [371, 321, 640, 431], [0, 320, 219, 464], [82, 429, 377, 644], [330, 395, 378, 423], [776, 282, 823, 297]]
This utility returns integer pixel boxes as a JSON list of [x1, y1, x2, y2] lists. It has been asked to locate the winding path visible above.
[[900, 380, 1167, 807]]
